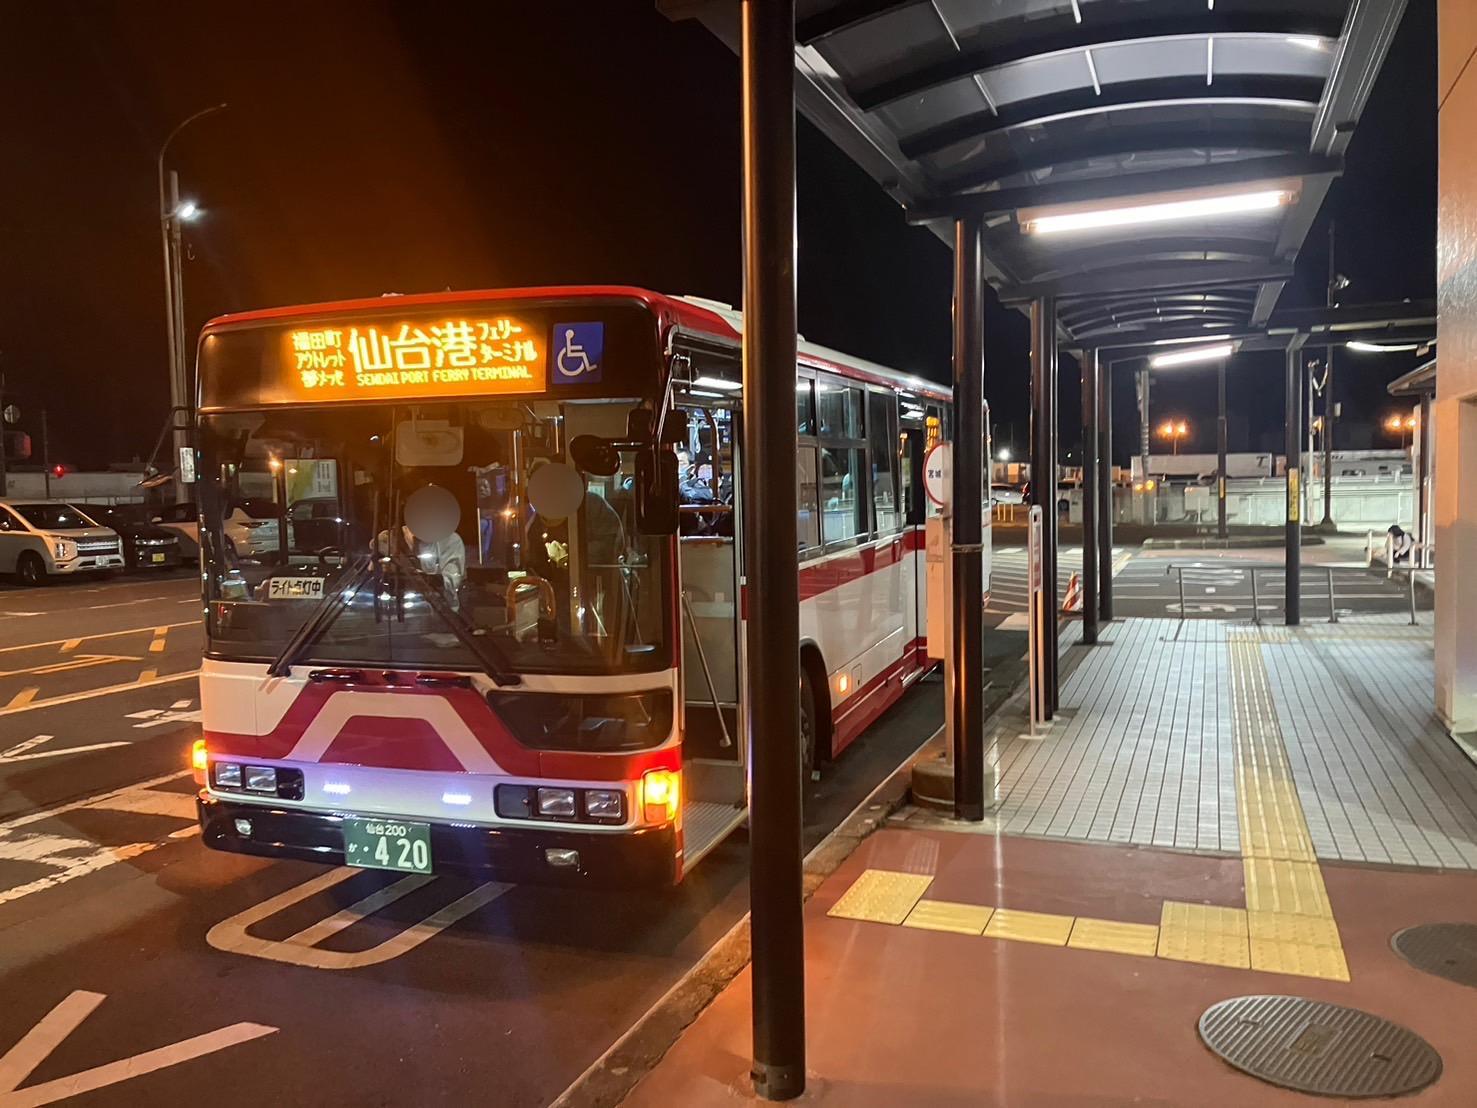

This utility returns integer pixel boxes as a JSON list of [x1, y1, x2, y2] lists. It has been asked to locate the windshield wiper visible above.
[[391, 555, 522, 687], [266, 556, 376, 678]]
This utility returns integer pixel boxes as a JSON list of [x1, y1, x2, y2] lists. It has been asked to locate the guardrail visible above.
[[1163, 562, 1419, 626]]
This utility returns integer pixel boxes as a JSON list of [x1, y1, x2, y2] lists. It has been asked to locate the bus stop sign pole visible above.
[[740, 1, 805, 1100]]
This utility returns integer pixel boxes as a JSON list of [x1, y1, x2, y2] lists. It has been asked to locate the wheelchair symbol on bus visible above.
[[553, 321, 604, 384]]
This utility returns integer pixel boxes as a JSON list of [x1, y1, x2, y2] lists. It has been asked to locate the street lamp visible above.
[[158, 102, 226, 504], [1384, 412, 1417, 451], [1158, 418, 1190, 455]]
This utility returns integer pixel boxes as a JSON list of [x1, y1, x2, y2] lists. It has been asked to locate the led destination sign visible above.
[[284, 316, 546, 400]]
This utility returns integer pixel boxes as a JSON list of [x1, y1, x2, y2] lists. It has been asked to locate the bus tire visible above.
[[800, 670, 819, 788], [16, 552, 47, 587]]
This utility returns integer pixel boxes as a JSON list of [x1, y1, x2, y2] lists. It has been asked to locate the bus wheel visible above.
[[799, 670, 819, 788], [17, 552, 47, 587]]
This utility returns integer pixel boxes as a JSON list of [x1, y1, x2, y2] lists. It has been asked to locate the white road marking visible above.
[[0, 621, 199, 656], [0, 772, 195, 908], [0, 990, 275, 1107], [0, 741, 131, 764], [207, 867, 509, 970], [129, 707, 201, 730], [0, 736, 53, 759], [88, 790, 196, 819], [0, 654, 139, 679], [0, 670, 198, 718]]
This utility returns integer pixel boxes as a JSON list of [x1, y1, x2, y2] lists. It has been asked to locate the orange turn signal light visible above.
[[191, 738, 208, 778], [641, 769, 680, 825]]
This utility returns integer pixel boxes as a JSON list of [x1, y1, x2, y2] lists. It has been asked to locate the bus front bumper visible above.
[[196, 793, 680, 887]]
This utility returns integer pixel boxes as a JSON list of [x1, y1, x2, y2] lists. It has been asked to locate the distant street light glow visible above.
[[175, 199, 200, 221], [1149, 343, 1234, 368], [1346, 340, 1421, 353], [1023, 189, 1289, 236], [997, 448, 1011, 462]]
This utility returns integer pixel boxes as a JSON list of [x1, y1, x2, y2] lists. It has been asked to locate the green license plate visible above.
[[151, 553, 166, 563], [342, 818, 433, 873]]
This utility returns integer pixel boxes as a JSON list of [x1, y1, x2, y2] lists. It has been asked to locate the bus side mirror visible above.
[[635, 447, 679, 534]]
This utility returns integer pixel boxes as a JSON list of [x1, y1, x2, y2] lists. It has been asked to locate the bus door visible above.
[[673, 382, 746, 824]]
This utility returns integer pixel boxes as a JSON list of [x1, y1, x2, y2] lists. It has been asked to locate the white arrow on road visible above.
[[0, 991, 275, 1107]]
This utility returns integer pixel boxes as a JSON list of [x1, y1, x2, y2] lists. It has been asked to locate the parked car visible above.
[[0, 499, 125, 585], [89, 504, 183, 570], [990, 482, 1027, 505], [287, 497, 346, 554], [151, 499, 291, 560]]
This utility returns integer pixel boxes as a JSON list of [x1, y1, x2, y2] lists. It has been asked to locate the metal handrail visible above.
[[1159, 561, 1407, 625]]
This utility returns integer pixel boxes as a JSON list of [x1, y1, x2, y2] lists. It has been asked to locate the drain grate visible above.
[[1199, 995, 1441, 1098], [1392, 923, 1477, 989]]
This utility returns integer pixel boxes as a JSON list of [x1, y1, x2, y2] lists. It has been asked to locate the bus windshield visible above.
[[198, 399, 670, 677]]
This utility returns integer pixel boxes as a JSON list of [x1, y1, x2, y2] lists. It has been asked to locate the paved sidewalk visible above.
[[624, 615, 1477, 1105]]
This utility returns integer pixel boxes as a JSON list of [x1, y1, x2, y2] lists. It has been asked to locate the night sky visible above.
[[0, 2, 1435, 470]]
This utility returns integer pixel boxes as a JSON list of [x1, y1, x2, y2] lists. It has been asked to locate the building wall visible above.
[[1435, 1, 1477, 730]]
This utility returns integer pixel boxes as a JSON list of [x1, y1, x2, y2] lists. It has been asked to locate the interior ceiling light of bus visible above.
[[692, 376, 741, 391]]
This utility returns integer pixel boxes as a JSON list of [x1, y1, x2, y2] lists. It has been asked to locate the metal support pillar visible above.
[[1217, 362, 1228, 539], [951, 215, 986, 821], [740, 1, 804, 1098], [1137, 366, 1152, 524], [1081, 350, 1099, 645], [1284, 340, 1305, 626], [1322, 347, 1335, 527], [1417, 393, 1432, 561], [1097, 358, 1113, 621], [1030, 297, 1059, 715]]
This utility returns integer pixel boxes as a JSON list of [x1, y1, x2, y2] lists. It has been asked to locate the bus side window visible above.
[[798, 446, 820, 552], [868, 390, 899, 534]]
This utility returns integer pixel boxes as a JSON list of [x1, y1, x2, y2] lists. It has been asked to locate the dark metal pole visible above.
[[1098, 358, 1113, 621], [1138, 367, 1152, 525], [1046, 301, 1059, 711], [1284, 341, 1304, 626], [951, 216, 986, 821], [1081, 350, 1099, 645], [1417, 393, 1432, 562], [1321, 348, 1335, 527], [41, 408, 51, 499], [740, 2, 804, 1099], [1030, 298, 1059, 714], [1217, 361, 1228, 539]]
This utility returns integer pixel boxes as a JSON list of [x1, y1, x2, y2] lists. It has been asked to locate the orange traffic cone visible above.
[[1062, 571, 1082, 613]]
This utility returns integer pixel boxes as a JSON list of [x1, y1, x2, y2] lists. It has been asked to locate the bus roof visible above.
[[201, 285, 951, 402]]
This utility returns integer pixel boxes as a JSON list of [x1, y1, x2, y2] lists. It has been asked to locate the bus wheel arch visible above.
[[799, 642, 832, 772]]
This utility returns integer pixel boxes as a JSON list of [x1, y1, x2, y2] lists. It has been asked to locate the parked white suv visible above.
[[152, 499, 291, 560], [0, 500, 125, 585]]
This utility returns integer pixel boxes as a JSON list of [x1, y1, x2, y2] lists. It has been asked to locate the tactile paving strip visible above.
[[1198, 995, 1441, 1098], [1391, 923, 1477, 989], [826, 869, 933, 925], [903, 900, 993, 936]]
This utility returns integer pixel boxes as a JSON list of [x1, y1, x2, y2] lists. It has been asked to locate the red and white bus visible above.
[[191, 286, 976, 885]]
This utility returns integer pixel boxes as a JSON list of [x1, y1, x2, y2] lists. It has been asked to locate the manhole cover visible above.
[[1392, 923, 1477, 988], [1198, 995, 1441, 1098]]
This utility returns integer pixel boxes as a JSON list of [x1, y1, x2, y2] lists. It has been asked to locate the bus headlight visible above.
[[244, 765, 278, 794], [536, 787, 576, 818], [213, 762, 243, 789], [641, 769, 680, 825], [583, 789, 624, 821]]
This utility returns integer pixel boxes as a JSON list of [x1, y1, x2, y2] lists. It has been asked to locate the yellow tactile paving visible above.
[[1249, 937, 1351, 981], [1246, 910, 1343, 948], [1156, 901, 1250, 969], [1067, 917, 1159, 958], [1243, 858, 1332, 917], [983, 908, 1074, 947], [827, 869, 934, 925], [902, 899, 994, 936]]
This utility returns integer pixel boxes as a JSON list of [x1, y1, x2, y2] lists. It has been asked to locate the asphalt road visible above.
[[0, 567, 945, 1108], [0, 543, 1424, 1107]]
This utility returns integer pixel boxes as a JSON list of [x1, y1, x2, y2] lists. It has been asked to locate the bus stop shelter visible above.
[[659, 0, 1409, 1098]]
